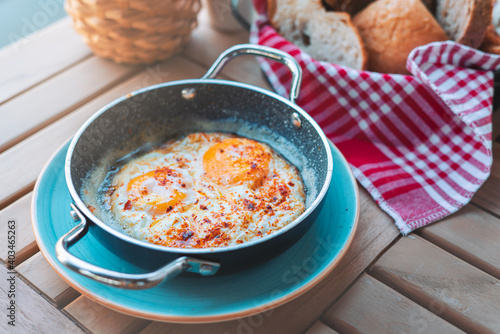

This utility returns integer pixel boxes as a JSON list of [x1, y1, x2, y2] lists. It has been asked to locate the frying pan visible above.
[[57, 44, 333, 289]]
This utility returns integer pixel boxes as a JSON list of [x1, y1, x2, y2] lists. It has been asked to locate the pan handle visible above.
[[55, 204, 220, 289], [202, 44, 302, 104]]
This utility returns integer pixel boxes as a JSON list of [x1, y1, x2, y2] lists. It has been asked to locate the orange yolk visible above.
[[126, 168, 186, 215], [203, 138, 271, 189]]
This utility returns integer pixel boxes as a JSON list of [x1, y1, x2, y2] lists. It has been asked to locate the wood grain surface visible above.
[[65, 296, 150, 334], [323, 274, 464, 333], [0, 193, 36, 265], [418, 204, 500, 280], [305, 321, 340, 334], [17, 252, 80, 308], [0, 56, 140, 153], [1, 5, 500, 334], [370, 236, 500, 333], [0, 265, 84, 333], [0, 18, 91, 105]]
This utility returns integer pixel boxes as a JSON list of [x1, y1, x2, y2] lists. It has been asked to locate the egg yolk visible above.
[[126, 168, 187, 215], [203, 138, 271, 189]]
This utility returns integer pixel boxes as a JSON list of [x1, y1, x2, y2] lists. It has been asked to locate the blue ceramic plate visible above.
[[32, 141, 359, 323]]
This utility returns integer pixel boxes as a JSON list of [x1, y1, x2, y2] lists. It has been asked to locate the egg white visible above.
[[101, 132, 305, 248]]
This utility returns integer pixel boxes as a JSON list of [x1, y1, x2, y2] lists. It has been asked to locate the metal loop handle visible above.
[[55, 204, 220, 289], [202, 44, 302, 104]]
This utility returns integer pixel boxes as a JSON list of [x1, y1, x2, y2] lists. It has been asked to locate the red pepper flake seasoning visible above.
[[279, 184, 289, 196], [243, 199, 256, 211], [104, 132, 306, 249], [87, 205, 96, 213]]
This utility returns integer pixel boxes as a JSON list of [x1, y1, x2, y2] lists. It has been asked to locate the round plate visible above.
[[32, 141, 359, 323]]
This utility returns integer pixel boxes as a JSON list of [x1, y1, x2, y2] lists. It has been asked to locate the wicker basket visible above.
[[65, 0, 201, 64]]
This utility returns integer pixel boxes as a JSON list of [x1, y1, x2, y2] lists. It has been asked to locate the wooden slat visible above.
[[0, 265, 84, 333], [472, 141, 500, 216], [139, 321, 233, 334], [369, 235, 500, 333], [183, 8, 269, 90], [0, 56, 207, 210], [141, 319, 337, 334], [65, 296, 150, 334], [0, 56, 140, 153], [0, 17, 92, 104], [135, 187, 398, 334], [323, 274, 464, 333], [305, 321, 339, 334], [17, 252, 80, 308], [0, 192, 37, 265], [418, 204, 500, 280]]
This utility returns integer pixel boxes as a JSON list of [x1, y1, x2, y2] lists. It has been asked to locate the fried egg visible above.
[[100, 132, 305, 248]]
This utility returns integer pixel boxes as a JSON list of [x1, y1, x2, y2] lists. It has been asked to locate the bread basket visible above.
[[246, 0, 500, 235], [65, 0, 201, 64]]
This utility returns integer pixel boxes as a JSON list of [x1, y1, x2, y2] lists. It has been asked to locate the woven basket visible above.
[[65, 0, 201, 64]]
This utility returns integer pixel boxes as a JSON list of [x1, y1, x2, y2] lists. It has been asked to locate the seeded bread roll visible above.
[[435, 0, 493, 48], [353, 0, 448, 74], [267, 0, 367, 70]]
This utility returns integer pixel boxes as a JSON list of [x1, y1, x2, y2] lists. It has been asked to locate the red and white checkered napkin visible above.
[[250, 6, 500, 234]]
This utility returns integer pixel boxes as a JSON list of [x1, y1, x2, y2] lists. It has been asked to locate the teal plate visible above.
[[32, 141, 359, 323]]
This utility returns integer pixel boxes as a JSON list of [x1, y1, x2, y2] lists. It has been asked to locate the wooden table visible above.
[[1, 8, 500, 334]]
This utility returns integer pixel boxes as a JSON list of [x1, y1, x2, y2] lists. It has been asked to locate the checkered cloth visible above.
[[250, 1, 500, 234]]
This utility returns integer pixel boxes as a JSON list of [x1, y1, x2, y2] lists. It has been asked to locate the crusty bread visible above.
[[323, 0, 374, 15], [267, 0, 367, 70], [353, 0, 448, 74], [480, 24, 500, 54], [267, 0, 323, 35], [493, 0, 500, 31], [435, 0, 493, 48]]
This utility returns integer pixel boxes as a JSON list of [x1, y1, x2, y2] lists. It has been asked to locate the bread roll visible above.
[[353, 0, 448, 74], [323, 0, 374, 15], [480, 24, 500, 54], [435, 0, 493, 48], [268, 0, 367, 70]]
